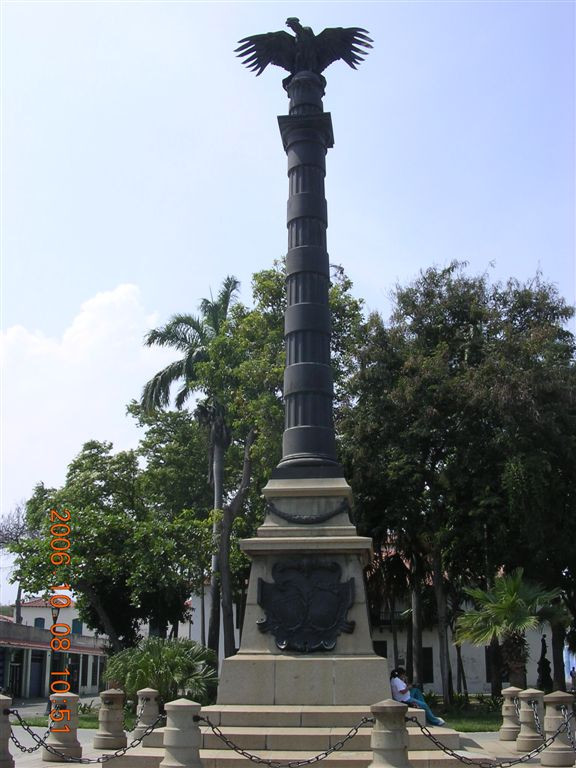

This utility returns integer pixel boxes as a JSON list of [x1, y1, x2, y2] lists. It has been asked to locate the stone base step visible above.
[[200, 725, 461, 752], [201, 704, 427, 727], [111, 747, 481, 768]]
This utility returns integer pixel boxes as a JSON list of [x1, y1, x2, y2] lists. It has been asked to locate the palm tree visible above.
[[141, 276, 240, 655], [455, 568, 561, 688], [104, 637, 218, 705]]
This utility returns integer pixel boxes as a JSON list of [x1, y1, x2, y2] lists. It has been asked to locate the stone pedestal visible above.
[[217, 477, 389, 706], [42, 693, 82, 761], [368, 699, 410, 768], [516, 688, 545, 753], [541, 691, 575, 768], [499, 686, 522, 741], [93, 688, 127, 750]]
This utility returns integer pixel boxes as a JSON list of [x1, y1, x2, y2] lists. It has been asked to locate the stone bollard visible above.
[[541, 691, 576, 768], [93, 688, 127, 750], [160, 699, 202, 768], [516, 687, 545, 753], [499, 686, 522, 741], [134, 688, 161, 747], [0, 694, 14, 768], [42, 692, 82, 761], [367, 699, 410, 768]]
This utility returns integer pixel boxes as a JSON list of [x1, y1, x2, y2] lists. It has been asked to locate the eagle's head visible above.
[[286, 17, 302, 33]]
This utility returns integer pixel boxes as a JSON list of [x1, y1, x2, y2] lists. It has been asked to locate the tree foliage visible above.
[[341, 263, 576, 696], [103, 637, 218, 705]]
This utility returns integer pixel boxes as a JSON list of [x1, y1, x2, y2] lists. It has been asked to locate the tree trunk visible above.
[[220, 431, 254, 659], [220, 508, 235, 658], [432, 548, 453, 705], [550, 621, 567, 691], [200, 580, 206, 647], [15, 583, 22, 624], [455, 643, 469, 699], [489, 637, 503, 697], [79, 580, 123, 652], [411, 559, 423, 686], [207, 439, 224, 655], [391, 596, 399, 668]]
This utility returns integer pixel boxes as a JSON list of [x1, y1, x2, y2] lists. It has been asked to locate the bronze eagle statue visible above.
[[236, 18, 373, 78]]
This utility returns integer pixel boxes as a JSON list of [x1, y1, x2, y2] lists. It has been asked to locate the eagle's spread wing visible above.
[[314, 27, 373, 73], [235, 30, 295, 76]]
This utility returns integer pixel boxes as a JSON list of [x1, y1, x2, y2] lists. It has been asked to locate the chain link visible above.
[[6, 707, 165, 763], [561, 705, 576, 751], [406, 711, 576, 767], [123, 699, 146, 733], [194, 713, 374, 768], [513, 697, 520, 720], [530, 699, 544, 738]]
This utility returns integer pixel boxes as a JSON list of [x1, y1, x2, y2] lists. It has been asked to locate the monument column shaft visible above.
[[277, 73, 339, 471]]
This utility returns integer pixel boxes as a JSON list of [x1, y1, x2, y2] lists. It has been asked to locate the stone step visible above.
[[201, 703, 426, 728], [112, 746, 476, 768], [200, 725, 462, 752]]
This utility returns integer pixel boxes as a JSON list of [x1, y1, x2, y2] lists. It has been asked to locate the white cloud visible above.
[[0, 284, 175, 519]]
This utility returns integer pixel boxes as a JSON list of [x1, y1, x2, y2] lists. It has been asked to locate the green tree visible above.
[[341, 264, 575, 699], [141, 276, 240, 655], [455, 568, 561, 688], [9, 427, 216, 650]]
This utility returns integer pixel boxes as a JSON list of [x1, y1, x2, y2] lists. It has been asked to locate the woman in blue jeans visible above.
[[390, 668, 445, 726]]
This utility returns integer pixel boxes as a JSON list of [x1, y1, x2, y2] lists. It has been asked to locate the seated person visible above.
[[390, 667, 445, 726]]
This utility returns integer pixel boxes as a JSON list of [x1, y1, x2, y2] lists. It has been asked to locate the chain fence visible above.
[[123, 699, 146, 733], [6, 707, 165, 764], [6, 700, 576, 768], [406, 708, 576, 768], [530, 700, 544, 738], [194, 712, 374, 768], [562, 705, 576, 751]]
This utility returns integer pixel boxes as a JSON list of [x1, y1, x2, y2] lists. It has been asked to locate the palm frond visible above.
[[141, 360, 186, 411], [145, 314, 208, 352]]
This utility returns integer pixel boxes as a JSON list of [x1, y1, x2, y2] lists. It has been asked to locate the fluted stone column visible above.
[[499, 686, 522, 741], [275, 71, 339, 475]]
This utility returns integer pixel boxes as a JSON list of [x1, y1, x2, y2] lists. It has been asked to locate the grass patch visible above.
[[442, 711, 502, 732], [12, 714, 137, 730]]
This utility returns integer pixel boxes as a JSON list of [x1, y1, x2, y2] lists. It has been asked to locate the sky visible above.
[[1, 0, 574, 603]]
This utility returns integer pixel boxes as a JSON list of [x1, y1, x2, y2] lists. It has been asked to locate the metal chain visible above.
[[194, 713, 374, 768], [6, 707, 165, 763], [561, 705, 576, 751], [123, 699, 146, 733], [530, 699, 544, 738], [513, 697, 520, 720], [9, 725, 51, 754], [405, 712, 575, 768]]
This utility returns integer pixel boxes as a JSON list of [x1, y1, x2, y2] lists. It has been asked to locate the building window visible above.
[[71, 619, 82, 635], [373, 640, 388, 659], [91, 656, 99, 687], [81, 656, 89, 687], [422, 647, 434, 684], [34, 617, 45, 629]]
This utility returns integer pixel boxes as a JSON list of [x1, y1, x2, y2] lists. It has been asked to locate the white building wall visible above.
[[373, 623, 561, 694]]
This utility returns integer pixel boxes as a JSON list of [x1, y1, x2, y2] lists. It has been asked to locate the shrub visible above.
[[104, 637, 218, 706]]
